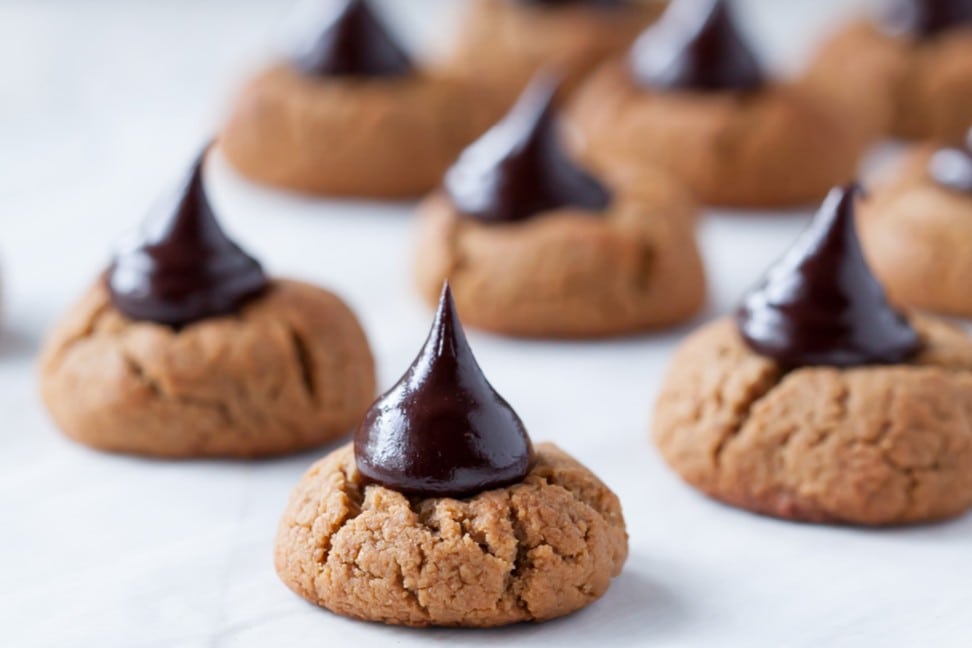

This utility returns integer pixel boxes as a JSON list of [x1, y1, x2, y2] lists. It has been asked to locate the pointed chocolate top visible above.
[[107, 149, 268, 326], [928, 128, 972, 194], [629, 0, 765, 92], [736, 184, 920, 368], [354, 284, 535, 498], [444, 74, 611, 223], [292, 0, 413, 78], [883, 0, 972, 38]]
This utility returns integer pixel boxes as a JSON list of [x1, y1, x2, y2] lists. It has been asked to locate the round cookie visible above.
[[39, 151, 376, 458], [275, 284, 628, 627], [415, 76, 705, 338], [653, 316, 972, 526], [447, 0, 665, 102], [859, 139, 972, 318], [803, 12, 972, 141], [220, 0, 500, 198], [653, 184, 972, 526], [275, 442, 627, 627], [41, 280, 375, 459], [570, 0, 869, 208]]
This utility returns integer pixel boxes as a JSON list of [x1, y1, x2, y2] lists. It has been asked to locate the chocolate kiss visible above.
[[444, 74, 611, 223], [884, 0, 972, 37], [928, 128, 972, 194], [107, 150, 268, 326], [354, 284, 535, 498], [736, 184, 920, 368], [629, 0, 765, 92], [292, 0, 413, 78]]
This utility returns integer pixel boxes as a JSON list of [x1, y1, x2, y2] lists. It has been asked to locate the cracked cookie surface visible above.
[[652, 316, 972, 525], [39, 279, 375, 458], [274, 442, 628, 627], [413, 174, 705, 338]]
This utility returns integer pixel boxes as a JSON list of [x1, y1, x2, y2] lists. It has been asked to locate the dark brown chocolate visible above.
[[629, 0, 765, 92], [107, 149, 268, 327], [883, 0, 972, 37], [928, 129, 972, 194], [444, 74, 611, 223], [736, 184, 920, 368], [292, 0, 413, 78], [354, 284, 535, 498]]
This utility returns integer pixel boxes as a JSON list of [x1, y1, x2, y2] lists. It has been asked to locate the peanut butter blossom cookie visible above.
[[275, 285, 628, 627], [653, 184, 972, 525], [39, 149, 376, 458], [447, 0, 664, 102], [570, 0, 869, 207], [804, 0, 972, 141], [860, 128, 972, 317], [220, 0, 501, 198], [414, 74, 706, 338]]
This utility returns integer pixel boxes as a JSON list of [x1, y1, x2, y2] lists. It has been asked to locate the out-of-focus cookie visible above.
[[571, 0, 870, 207], [39, 150, 375, 458], [414, 75, 705, 338], [803, 0, 972, 141], [653, 184, 972, 526], [860, 129, 972, 317], [447, 0, 665, 103], [275, 285, 627, 627], [221, 0, 501, 198]]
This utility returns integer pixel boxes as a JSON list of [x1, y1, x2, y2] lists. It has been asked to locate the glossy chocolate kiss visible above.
[[107, 151, 268, 327], [883, 0, 972, 37], [292, 0, 413, 78], [354, 284, 535, 498], [444, 75, 611, 223], [928, 129, 972, 194], [629, 0, 765, 92], [736, 184, 920, 368]]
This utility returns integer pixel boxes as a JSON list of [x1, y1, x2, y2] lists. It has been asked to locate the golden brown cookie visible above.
[[652, 316, 972, 526], [415, 176, 705, 338], [859, 145, 972, 318], [570, 61, 868, 208], [447, 0, 665, 103], [803, 21, 972, 141], [39, 280, 376, 459], [274, 442, 628, 627], [220, 65, 500, 198]]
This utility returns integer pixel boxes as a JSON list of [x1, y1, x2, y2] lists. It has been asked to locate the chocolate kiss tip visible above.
[[735, 183, 920, 369], [292, 0, 413, 78], [354, 282, 534, 499], [630, 0, 765, 92], [107, 150, 268, 327], [444, 72, 611, 223]]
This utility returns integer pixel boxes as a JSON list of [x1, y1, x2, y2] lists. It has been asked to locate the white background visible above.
[[1, 1, 969, 646]]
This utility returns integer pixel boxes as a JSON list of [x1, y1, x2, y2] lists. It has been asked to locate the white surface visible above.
[[1, 1, 969, 647]]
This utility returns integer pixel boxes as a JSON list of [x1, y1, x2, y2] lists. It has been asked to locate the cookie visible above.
[[653, 184, 972, 525], [39, 150, 375, 458], [414, 75, 705, 338], [220, 0, 500, 198], [41, 280, 375, 458], [803, 13, 972, 141], [447, 0, 664, 102], [275, 442, 627, 627], [859, 134, 972, 317], [570, 0, 869, 207], [275, 284, 627, 627]]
